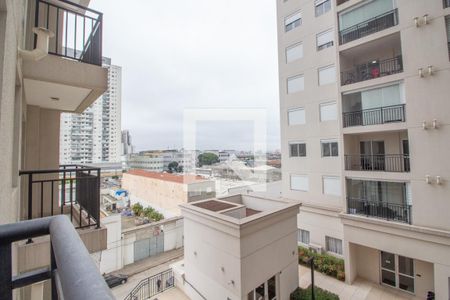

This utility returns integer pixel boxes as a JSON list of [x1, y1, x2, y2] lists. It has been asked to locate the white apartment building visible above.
[[277, 0, 450, 298], [174, 195, 300, 300], [121, 129, 134, 156], [60, 56, 122, 164]]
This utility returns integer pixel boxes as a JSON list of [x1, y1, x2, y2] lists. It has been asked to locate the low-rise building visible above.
[[173, 195, 300, 300], [122, 170, 216, 216]]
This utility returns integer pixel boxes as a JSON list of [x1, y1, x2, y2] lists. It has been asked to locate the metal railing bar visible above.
[[11, 268, 51, 289]]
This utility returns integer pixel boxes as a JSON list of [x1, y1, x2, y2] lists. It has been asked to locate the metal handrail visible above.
[[19, 164, 101, 229], [34, 0, 103, 66], [344, 154, 410, 172], [124, 269, 174, 300], [347, 197, 411, 224], [0, 216, 114, 300], [342, 104, 405, 127], [339, 9, 398, 44], [341, 55, 403, 85]]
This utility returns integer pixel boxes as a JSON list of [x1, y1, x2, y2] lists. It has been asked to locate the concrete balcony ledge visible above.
[[22, 54, 107, 113]]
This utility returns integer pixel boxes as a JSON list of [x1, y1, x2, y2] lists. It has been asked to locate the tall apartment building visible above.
[[60, 57, 122, 164], [121, 129, 134, 156], [277, 0, 450, 298]]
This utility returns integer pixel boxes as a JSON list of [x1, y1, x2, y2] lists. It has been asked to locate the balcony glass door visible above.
[[360, 141, 385, 171], [381, 251, 415, 293]]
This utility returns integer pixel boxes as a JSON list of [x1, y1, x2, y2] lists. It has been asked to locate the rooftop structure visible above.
[[174, 195, 301, 299]]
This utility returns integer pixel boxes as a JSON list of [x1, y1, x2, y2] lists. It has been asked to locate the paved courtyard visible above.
[[299, 265, 422, 300]]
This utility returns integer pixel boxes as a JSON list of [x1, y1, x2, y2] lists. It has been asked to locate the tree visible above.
[[131, 202, 143, 216], [168, 161, 179, 173], [198, 153, 219, 167]]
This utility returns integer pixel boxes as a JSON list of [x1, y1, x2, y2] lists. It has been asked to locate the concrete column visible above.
[[344, 241, 357, 284], [434, 263, 450, 300]]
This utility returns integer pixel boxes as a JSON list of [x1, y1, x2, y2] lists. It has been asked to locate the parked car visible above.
[[103, 274, 128, 288]]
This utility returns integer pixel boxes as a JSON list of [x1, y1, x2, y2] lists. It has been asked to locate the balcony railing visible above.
[[445, 0, 450, 8], [19, 164, 101, 229], [34, 0, 103, 66], [343, 104, 405, 127], [345, 154, 410, 172], [124, 269, 175, 300], [347, 197, 411, 224], [0, 216, 113, 300], [339, 9, 398, 45], [341, 56, 403, 85]]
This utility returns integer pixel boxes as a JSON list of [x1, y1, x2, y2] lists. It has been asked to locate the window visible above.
[[298, 229, 310, 244], [446, 16, 450, 60], [338, 0, 395, 31], [289, 142, 306, 157], [290, 175, 309, 191], [320, 102, 337, 121], [381, 252, 415, 293], [288, 108, 305, 125], [321, 140, 338, 157], [286, 43, 303, 63], [316, 29, 334, 50], [287, 75, 304, 93], [315, 0, 331, 17], [285, 11, 302, 32], [323, 176, 341, 196], [326, 236, 342, 254], [318, 65, 336, 86]]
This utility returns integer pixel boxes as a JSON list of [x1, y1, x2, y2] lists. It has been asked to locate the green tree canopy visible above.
[[198, 153, 219, 167]]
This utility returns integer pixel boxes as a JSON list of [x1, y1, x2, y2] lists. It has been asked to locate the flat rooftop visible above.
[[182, 194, 298, 222], [126, 169, 208, 184]]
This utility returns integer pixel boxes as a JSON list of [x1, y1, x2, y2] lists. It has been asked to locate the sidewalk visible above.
[[299, 265, 421, 300], [116, 248, 184, 277]]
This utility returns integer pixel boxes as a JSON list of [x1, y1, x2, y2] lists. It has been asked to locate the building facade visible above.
[[174, 195, 300, 300], [121, 129, 134, 156], [0, 0, 110, 298], [277, 0, 450, 298], [60, 56, 122, 164], [122, 169, 216, 216]]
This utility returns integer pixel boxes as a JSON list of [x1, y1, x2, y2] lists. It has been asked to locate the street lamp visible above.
[[305, 257, 315, 300]]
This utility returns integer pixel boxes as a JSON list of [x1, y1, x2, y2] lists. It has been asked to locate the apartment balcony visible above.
[[343, 104, 405, 127], [22, 0, 107, 113], [0, 216, 113, 299], [339, 8, 398, 45], [341, 56, 403, 86], [346, 179, 411, 224], [347, 197, 411, 224], [445, 0, 450, 8], [17, 165, 106, 273], [345, 154, 410, 172]]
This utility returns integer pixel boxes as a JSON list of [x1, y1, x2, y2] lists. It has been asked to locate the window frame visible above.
[[289, 141, 307, 157], [318, 65, 336, 86], [286, 42, 303, 63], [290, 174, 309, 192], [325, 236, 343, 255], [321, 139, 339, 157], [284, 11, 302, 32], [298, 229, 310, 244], [316, 29, 334, 51], [287, 107, 306, 126], [322, 176, 341, 196], [319, 101, 337, 122], [315, 0, 332, 17], [287, 74, 305, 94]]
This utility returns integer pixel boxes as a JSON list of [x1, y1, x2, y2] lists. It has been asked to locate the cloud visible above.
[[90, 0, 280, 151]]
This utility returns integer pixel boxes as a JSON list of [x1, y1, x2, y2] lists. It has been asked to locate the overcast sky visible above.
[[90, 0, 281, 152]]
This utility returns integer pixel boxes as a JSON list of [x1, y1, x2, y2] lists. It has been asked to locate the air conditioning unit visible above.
[[308, 243, 323, 254]]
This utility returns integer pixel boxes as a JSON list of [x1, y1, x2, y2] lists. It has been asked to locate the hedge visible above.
[[290, 286, 339, 300], [298, 246, 345, 281]]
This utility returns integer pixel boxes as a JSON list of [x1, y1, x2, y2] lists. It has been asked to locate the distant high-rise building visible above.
[[60, 57, 122, 164], [121, 129, 134, 156]]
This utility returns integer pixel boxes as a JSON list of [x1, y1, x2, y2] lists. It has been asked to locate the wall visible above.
[[122, 173, 188, 216]]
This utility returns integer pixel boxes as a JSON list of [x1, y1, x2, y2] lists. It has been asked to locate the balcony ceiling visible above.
[[340, 32, 401, 58], [23, 79, 91, 111], [22, 54, 107, 113]]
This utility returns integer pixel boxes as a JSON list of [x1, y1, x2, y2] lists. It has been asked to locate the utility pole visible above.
[[305, 257, 315, 300]]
